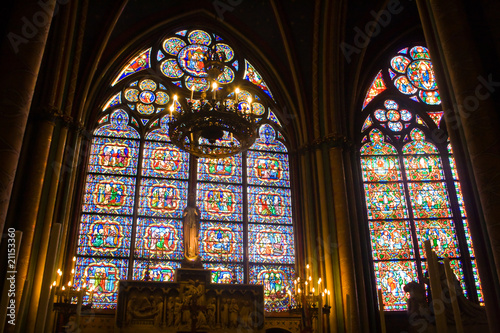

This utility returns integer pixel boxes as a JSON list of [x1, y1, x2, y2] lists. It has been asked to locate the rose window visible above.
[[123, 78, 170, 115], [374, 100, 412, 132], [388, 46, 441, 105], [159, 29, 236, 92]]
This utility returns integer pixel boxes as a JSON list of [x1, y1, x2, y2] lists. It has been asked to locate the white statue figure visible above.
[[182, 195, 201, 262]]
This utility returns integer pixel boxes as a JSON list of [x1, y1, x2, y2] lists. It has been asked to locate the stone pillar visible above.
[[416, 0, 500, 331], [0, 0, 57, 237]]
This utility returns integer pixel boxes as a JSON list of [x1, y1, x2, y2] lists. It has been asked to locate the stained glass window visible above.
[[359, 45, 482, 311], [74, 28, 295, 311]]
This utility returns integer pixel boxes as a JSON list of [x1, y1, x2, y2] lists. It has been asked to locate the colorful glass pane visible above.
[[112, 48, 151, 86], [88, 137, 139, 175], [471, 260, 484, 304], [102, 92, 121, 111], [146, 116, 172, 142], [415, 219, 460, 258], [248, 224, 295, 264], [199, 222, 243, 262], [134, 218, 184, 260], [462, 219, 475, 257], [244, 60, 273, 99], [454, 181, 467, 217], [370, 220, 413, 260], [251, 102, 265, 116], [362, 115, 373, 131], [419, 90, 441, 105], [362, 70, 386, 109], [157, 50, 165, 61], [124, 88, 139, 102], [407, 182, 451, 218], [361, 156, 401, 182], [374, 260, 417, 311], [163, 37, 186, 56], [410, 46, 430, 60], [363, 183, 408, 219], [268, 110, 282, 126], [139, 79, 157, 91], [217, 66, 235, 84], [402, 129, 438, 154], [400, 109, 412, 121], [142, 141, 189, 179], [139, 91, 155, 104], [407, 60, 437, 90], [403, 155, 444, 181], [215, 43, 234, 61], [360, 129, 397, 155], [188, 30, 212, 45], [197, 183, 243, 221], [176, 30, 187, 36], [197, 155, 242, 183], [137, 103, 155, 115], [161, 59, 184, 79], [82, 174, 135, 215], [394, 76, 418, 95], [249, 265, 295, 312], [73, 257, 128, 309], [388, 121, 403, 132], [155, 91, 169, 105], [374, 110, 387, 122], [138, 178, 188, 218], [247, 151, 290, 187], [250, 124, 287, 152], [427, 111, 443, 128], [185, 77, 209, 92], [178, 44, 210, 77], [94, 109, 140, 138], [77, 214, 132, 257], [204, 263, 244, 284], [248, 186, 292, 224], [133, 260, 181, 282], [390, 56, 410, 74]]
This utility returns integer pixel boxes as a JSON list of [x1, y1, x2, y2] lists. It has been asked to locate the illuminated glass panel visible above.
[[88, 137, 139, 175], [407, 182, 452, 218], [77, 214, 132, 257], [250, 124, 287, 152], [454, 181, 466, 217], [402, 129, 438, 154], [360, 129, 397, 155], [138, 179, 188, 218], [204, 263, 244, 284], [134, 218, 184, 260], [360, 156, 401, 182], [415, 219, 460, 258], [362, 70, 387, 109], [403, 155, 444, 181], [369, 220, 414, 260], [244, 60, 273, 99], [95, 109, 140, 138], [462, 219, 475, 257], [111, 48, 151, 86], [197, 155, 242, 183], [132, 260, 181, 281], [375, 261, 417, 311], [73, 257, 128, 309], [248, 186, 292, 224], [249, 224, 295, 264], [247, 151, 290, 187], [471, 260, 485, 304], [249, 264, 295, 312], [199, 222, 243, 262], [197, 183, 243, 221], [82, 174, 136, 215], [363, 183, 408, 220], [142, 141, 189, 179]]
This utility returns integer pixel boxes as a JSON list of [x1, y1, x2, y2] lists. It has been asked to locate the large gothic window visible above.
[[73, 29, 296, 312], [359, 46, 483, 310]]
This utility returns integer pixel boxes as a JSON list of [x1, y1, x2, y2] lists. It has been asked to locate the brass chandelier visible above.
[[168, 46, 258, 159]]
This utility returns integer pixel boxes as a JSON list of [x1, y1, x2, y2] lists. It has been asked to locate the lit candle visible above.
[[190, 86, 194, 100], [235, 88, 239, 101], [247, 97, 252, 113], [212, 82, 218, 99], [327, 289, 330, 306], [318, 278, 322, 294], [305, 281, 308, 295], [287, 290, 292, 305], [312, 287, 315, 295]]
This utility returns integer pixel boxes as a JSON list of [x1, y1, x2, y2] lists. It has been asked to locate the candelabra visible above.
[[289, 264, 331, 332]]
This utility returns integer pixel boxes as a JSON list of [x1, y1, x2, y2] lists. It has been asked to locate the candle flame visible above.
[[173, 95, 178, 101], [73, 256, 76, 262]]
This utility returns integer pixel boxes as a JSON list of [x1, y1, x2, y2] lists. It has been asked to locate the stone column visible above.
[[0, 0, 57, 238]]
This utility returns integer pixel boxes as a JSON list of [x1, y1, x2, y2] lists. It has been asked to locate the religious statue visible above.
[[182, 195, 202, 267]]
